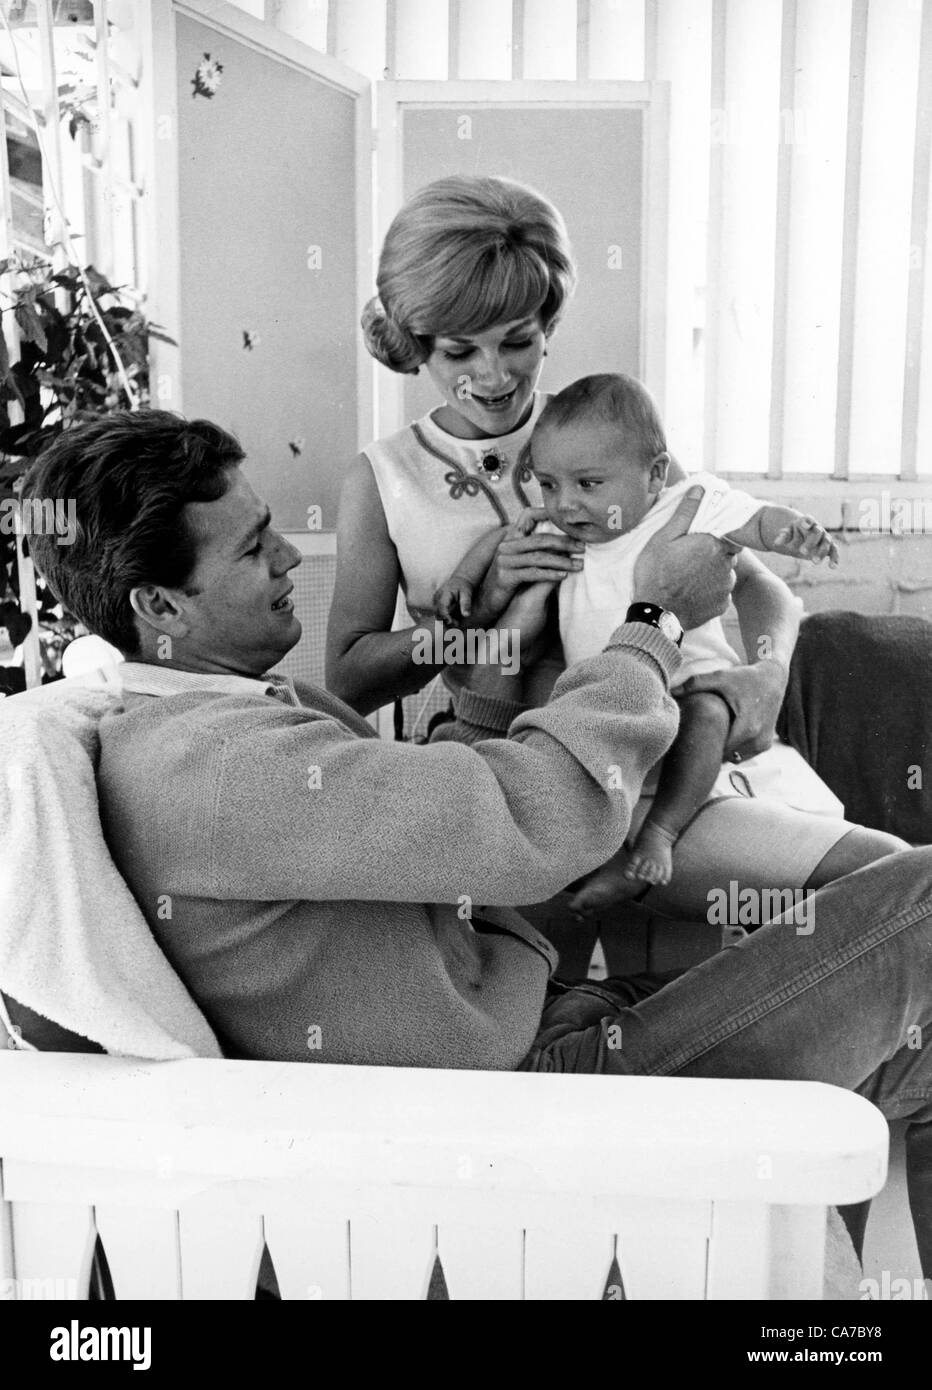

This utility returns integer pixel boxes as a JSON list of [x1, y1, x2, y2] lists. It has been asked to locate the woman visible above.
[[327, 177, 795, 736], [326, 175, 903, 963]]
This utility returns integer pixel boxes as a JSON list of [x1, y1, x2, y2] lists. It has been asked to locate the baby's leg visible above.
[[568, 692, 731, 913], [627, 691, 732, 885]]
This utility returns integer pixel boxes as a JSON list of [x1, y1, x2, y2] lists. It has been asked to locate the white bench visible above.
[[0, 1052, 887, 1300]]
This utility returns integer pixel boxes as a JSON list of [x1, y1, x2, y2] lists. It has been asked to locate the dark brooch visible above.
[[479, 449, 506, 483]]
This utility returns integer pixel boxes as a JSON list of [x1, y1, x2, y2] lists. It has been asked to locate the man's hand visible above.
[[632, 486, 738, 631], [680, 657, 787, 760]]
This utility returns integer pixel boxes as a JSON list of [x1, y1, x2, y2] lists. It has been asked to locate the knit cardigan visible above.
[[97, 623, 680, 1069]]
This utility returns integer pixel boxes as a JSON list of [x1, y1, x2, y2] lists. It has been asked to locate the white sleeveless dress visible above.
[[365, 394, 547, 624]]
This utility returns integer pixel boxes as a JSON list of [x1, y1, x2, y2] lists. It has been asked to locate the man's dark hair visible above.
[[533, 372, 667, 466], [21, 410, 244, 655]]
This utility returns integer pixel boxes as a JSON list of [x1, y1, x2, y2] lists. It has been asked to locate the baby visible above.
[[434, 373, 839, 910]]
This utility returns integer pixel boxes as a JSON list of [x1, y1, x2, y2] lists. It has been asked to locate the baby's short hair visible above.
[[535, 373, 667, 466]]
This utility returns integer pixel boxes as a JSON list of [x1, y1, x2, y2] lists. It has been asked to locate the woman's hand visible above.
[[679, 658, 788, 761], [470, 508, 584, 626]]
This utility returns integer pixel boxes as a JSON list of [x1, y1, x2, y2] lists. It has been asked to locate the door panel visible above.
[[376, 81, 669, 435], [147, 1, 371, 530]]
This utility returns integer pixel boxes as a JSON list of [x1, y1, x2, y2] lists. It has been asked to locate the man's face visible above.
[[530, 420, 664, 543], [169, 467, 303, 676]]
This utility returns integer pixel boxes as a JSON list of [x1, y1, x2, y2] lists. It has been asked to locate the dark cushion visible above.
[[778, 611, 931, 843]]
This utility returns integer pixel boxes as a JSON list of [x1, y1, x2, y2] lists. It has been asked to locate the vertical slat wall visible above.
[[452, 0, 513, 80], [914, 2, 932, 479], [651, 0, 711, 463], [778, 0, 852, 476], [847, 0, 922, 478], [273, 0, 932, 482], [108, 35, 143, 298], [329, 0, 388, 82], [386, 0, 449, 78], [586, 0, 646, 79], [2, 3, 926, 492], [903, 0, 932, 481], [705, 0, 784, 476], [86, 0, 115, 278], [833, 0, 869, 480], [34, 1, 67, 272], [519, 0, 577, 79], [767, 0, 796, 481]]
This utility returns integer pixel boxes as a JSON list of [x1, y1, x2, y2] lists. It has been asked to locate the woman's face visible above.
[[424, 314, 548, 439]]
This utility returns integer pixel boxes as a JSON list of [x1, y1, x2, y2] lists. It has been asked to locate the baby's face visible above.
[[529, 419, 666, 543]]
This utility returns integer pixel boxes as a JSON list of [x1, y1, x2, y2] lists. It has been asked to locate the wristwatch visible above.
[[625, 601, 684, 648]]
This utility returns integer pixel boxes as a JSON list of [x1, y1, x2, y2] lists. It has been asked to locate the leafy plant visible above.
[[0, 255, 165, 693]]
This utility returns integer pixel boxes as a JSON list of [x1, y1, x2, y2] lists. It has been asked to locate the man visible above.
[[22, 411, 932, 1271]]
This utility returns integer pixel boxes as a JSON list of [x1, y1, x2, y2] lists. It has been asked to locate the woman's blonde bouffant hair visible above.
[[361, 175, 577, 375]]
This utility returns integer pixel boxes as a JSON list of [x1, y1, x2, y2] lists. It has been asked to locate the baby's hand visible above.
[[434, 575, 476, 624], [771, 515, 839, 567], [506, 505, 548, 541]]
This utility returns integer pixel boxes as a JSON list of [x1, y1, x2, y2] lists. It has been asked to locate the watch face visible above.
[[658, 610, 683, 644]]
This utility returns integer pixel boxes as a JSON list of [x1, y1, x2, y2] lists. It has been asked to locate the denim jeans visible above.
[[519, 846, 932, 1276]]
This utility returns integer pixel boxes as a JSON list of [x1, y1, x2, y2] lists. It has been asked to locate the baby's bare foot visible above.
[[567, 823, 681, 914], [626, 821, 677, 887], [567, 851, 649, 914]]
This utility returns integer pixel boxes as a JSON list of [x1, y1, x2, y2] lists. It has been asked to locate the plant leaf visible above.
[[0, 600, 31, 649], [83, 265, 117, 298], [14, 301, 48, 353], [147, 323, 178, 345]]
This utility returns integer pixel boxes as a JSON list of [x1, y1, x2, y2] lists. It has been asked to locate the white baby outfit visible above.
[[550, 472, 845, 818], [555, 472, 759, 679]]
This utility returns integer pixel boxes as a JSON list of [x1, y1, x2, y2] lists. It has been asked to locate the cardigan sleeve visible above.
[[206, 623, 681, 907]]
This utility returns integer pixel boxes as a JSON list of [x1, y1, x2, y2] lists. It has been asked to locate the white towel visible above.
[[0, 669, 221, 1059]]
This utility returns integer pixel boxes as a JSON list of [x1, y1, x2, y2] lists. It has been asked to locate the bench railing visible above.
[[0, 1054, 888, 1300]]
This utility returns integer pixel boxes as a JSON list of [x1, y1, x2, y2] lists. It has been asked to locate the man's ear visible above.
[[647, 451, 671, 494], [129, 584, 190, 639]]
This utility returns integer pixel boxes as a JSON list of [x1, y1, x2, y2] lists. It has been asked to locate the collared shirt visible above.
[[118, 661, 301, 707]]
